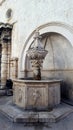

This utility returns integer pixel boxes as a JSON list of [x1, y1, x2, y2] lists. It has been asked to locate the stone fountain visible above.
[[13, 30, 61, 111], [0, 31, 73, 124]]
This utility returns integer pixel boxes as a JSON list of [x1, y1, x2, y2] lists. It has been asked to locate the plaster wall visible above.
[[0, 0, 73, 100], [0, 0, 73, 58]]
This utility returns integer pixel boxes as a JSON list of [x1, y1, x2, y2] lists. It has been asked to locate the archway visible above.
[[19, 22, 73, 76], [19, 22, 73, 101]]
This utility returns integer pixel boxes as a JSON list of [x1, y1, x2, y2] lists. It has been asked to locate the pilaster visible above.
[[0, 27, 12, 88], [10, 57, 18, 79]]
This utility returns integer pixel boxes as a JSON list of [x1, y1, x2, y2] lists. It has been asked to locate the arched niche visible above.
[[22, 32, 73, 77], [19, 22, 73, 76], [19, 22, 73, 100]]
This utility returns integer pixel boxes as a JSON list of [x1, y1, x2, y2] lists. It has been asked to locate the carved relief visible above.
[[27, 87, 42, 107], [27, 31, 48, 80], [32, 89, 41, 106], [1, 28, 12, 42], [18, 89, 23, 103]]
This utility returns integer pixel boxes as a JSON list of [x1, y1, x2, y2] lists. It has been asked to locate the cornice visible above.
[[0, 23, 13, 29]]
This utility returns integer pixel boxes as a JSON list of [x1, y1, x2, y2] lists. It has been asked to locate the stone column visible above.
[[10, 58, 18, 79], [1, 42, 8, 88], [0, 27, 12, 88], [7, 43, 11, 79]]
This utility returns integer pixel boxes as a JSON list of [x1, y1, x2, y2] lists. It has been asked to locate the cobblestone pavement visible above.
[[0, 96, 73, 130]]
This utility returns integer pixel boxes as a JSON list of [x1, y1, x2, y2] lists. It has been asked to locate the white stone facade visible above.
[[0, 0, 73, 59], [0, 0, 73, 100]]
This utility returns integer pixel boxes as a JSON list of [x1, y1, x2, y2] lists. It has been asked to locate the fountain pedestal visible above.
[[13, 79, 61, 110]]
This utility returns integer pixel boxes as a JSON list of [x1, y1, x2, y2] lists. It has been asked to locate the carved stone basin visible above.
[[13, 79, 61, 111]]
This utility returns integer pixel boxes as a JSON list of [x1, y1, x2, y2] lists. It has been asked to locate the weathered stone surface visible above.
[[10, 58, 18, 79], [0, 26, 12, 88], [13, 79, 61, 110], [0, 0, 73, 103], [0, 97, 73, 123]]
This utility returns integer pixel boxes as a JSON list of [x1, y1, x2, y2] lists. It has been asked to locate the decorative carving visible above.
[[18, 89, 22, 103], [27, 30, 48, 80], [0, 23, 12, 29], [1, 28, 12, 42], [27, 87, 42, 107], [0, 23, 12, 43], [32, 90, 41, 106]]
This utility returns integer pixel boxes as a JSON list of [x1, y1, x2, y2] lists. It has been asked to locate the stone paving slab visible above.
[[0, 100, 73, 123]]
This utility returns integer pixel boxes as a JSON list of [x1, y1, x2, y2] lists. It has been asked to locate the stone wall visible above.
[[0, 0, 73, 59], [13, 79, 60, 110], [0, 0, 73, 100], [0, 25, 12, 88]]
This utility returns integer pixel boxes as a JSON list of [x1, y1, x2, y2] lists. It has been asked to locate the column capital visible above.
[[1, 28, 12, 43]]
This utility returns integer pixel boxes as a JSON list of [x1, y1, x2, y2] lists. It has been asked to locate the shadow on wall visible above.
[[61, 80, 73, 100]]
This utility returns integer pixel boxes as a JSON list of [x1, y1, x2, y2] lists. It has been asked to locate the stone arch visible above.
[[19, 22, 73, 77], [18, 22, 73, 101]]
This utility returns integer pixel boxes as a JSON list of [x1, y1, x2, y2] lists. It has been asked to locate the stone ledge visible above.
[[0, 100, 73, 123]]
